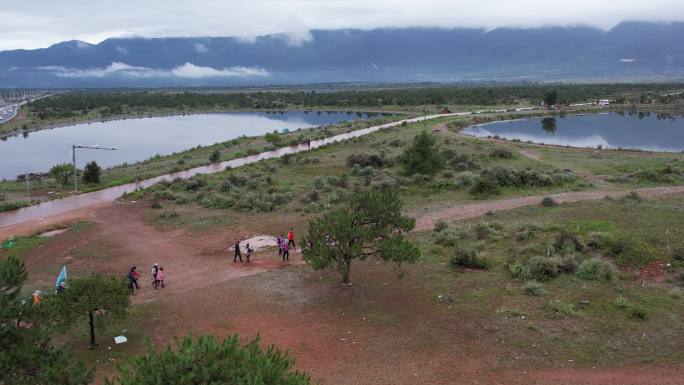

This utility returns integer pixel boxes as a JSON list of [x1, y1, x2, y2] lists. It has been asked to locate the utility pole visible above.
[[72, 144, 118, 192]]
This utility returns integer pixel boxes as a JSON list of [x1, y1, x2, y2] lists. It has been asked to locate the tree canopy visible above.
[[543, 90, 559, 106], [50, 163, 75, 186], [106, 334, 311, 385], [401, 131, 444, 176], [302, 189, 420, 285], [82, 161, 101, 184], [54, 274, 130, 347], [0, 256, 92, 384]]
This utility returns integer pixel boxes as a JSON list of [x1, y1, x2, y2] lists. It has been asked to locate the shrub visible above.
[[552, 255, 579, 274], [517, 222, 546, 241], [672, 245, 684, 262], [669, 287, 682, 299], [508, 262, 530, 280], [150, 200, 163, 209], [401, 131, 444, 175], [543, 299, 577, 316], [350, 165, 376, 177], [526, 256, 559, 281], [433, 220, 449, 233], [474, 222, 504, 241], [454, 172, 476, 188], [158, 210, 180, 219], [541, 196, 558, 207], [209, 149, 221, 163], [629, 308, 648, 321], [435, 227, 465, 247], [469, 179, 500, 196], [576, 258, 618, 282], [450, 247, 487, 270], [346, 153, 387, 168], [553, 231, 584, 254], [522, 281, 545, 296], [0, 201, 31, 213], [490, 148, 514, 159], [614, 295, 631, 309]]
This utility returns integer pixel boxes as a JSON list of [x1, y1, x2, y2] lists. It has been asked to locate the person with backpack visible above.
[[151, 263, 159, 288], [234, 240, 242, 263], [281, 240, 289, 262], [245, 244, 254, 264], [276, 235, 283, 256], [128, 266, 140, 293], [287, 228, 296, 250]]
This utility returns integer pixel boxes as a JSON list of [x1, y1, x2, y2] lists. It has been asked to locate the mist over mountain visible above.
[[1, 22, 683, 87]]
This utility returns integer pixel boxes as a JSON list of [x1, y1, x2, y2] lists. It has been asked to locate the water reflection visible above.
[[0, 113, 453, 229], [463, 112, 684, 152], [0, 111, 378, 179], [541, 117, 557, 134]]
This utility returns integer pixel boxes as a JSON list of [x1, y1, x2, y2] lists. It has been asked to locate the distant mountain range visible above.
[[1, 22, 684, 87]]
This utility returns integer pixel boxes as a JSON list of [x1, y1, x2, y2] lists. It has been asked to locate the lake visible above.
[[0, 111, 379, 180], [462, 112, 684, 152]]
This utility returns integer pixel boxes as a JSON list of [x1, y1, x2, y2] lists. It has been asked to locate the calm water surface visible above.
[[462, 112, 684, 152], [0, 111, 377, 179]]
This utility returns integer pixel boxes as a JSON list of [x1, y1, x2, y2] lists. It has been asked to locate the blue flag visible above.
[[55, 265, 67, 288]]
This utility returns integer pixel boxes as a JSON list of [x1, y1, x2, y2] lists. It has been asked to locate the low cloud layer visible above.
[[37, 62, 270, 79], [2, 0, 684, 50]]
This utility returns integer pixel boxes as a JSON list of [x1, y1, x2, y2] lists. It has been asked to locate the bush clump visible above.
[[474, 222, 505, 240], [346, 153, 388, 168], [543, 299, 577, 316], [576, 258, 618, 282], [450, 247, 487, 270], [522, 281, 545, 296], [541, 196, 558, 207], [490, 148, 514, 159], [433, 220, 449, 233], [526, 256, 560, 281]]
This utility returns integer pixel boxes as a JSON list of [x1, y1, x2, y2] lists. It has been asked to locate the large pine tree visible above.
[[302, 190, 420, 285]]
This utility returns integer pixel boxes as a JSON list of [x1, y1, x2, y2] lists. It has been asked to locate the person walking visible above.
[[234, 240, 242, 263], [151, 263, 159, 288], [128, 266, 140, 293], [245, 244, 253, 264], [276, 235, 283, 256], [287, 228, 296, 250], [156, 266, 165, 288], [281, 240, 289, 262]]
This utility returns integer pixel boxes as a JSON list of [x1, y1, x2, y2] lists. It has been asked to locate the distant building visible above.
[[0, 95, 6, 106], [597, 99, 610, 106]]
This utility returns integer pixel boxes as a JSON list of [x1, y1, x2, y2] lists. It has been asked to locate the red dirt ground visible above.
[[11, 200, 684, 384]]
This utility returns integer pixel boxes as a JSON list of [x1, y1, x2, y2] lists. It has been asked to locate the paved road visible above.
[[0, 112, 464, 234], [0, 103, 18, 124]]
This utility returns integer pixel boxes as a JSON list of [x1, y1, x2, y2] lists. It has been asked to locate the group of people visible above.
[[277, 228, 296, 261], [127, 263, 166, 294], [233, 241, 254, 263], [232, 228, 297, 264]]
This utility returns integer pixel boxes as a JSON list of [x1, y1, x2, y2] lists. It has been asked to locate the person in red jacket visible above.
[[287, 228, 296, 250]]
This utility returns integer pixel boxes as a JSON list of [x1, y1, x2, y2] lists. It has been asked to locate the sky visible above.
[[1, 0, 684, 51]]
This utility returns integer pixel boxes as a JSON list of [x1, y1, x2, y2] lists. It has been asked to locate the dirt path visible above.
[[14, 193, 684, 385], [413, 184, 684, 231]]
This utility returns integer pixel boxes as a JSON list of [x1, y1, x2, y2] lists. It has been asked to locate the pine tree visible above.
[[302, 190, 420, 285], [0, 256, 93, 384], [106, 334, 311, 385], [400, 131, 444, 175], [55, 274, 130, 347], [82, 161, 101, 184]]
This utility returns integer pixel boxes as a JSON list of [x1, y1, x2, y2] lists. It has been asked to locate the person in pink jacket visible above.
[[155, 266, 166, 289]]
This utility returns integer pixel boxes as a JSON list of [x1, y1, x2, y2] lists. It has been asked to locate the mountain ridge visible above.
[[1, 22, 683, 87]]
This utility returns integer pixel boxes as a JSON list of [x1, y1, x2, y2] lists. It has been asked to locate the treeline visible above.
[[28, 83, 682, 120]]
